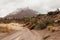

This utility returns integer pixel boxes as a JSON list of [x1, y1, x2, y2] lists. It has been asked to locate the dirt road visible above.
[[0, 23, 60, 40], [0, 28, 43, 40]]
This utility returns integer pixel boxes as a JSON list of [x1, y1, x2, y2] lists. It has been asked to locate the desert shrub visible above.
[[23, 17, 30, 23], [32, 17, 47, 30], [30, 18, 37, 24], [47, 25, 59, 32], [10, 20, 16, 23], [31, 13, 55, 30], [34, 23, 47, 30], [4, 26, 9, 32], [0, 25, 13, 33], [34, 24, 42, 30]]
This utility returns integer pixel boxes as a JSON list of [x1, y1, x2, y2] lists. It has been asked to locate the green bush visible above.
[[30, 18, 37, 24], [35, 24, 46, 30], [23, 17, 30, 23]]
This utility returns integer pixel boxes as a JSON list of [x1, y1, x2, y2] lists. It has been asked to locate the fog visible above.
[[0, 0, 60, 17]]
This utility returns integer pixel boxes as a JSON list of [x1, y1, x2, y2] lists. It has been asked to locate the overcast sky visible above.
[[0, 0, 60, 17]]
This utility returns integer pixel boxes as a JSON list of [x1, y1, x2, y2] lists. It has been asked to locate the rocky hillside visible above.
[[0, 9, 60, 40], [23, 9, 60, 30]]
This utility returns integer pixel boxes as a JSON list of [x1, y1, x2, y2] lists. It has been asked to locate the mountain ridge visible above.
[[5, 8, 38, 19]]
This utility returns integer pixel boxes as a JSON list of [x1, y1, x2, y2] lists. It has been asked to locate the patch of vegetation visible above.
[[0, 9, 60, 30]]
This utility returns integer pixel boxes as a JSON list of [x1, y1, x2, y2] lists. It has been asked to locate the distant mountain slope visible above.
[[5, 8, 38, 19]]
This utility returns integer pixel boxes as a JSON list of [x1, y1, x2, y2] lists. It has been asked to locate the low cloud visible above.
[[0, 0, 60, 17]]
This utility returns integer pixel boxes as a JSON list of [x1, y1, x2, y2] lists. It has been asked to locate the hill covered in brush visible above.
[[0, 9, 60, 30], [5, 8, 38, 19]]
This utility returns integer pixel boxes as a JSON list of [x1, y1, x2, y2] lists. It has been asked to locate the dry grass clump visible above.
[[0, 24, 13, 33], [47, 25, 59, 32], [0, 23, 24, 33]]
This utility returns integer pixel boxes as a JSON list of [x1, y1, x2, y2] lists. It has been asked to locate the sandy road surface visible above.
[[0, 28, 60, 40], [0, 23, 60, 40], [0, 28, 42, 40]]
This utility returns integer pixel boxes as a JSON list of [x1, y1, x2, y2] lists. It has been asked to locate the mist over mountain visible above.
[[5, 8, 38, 19]]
